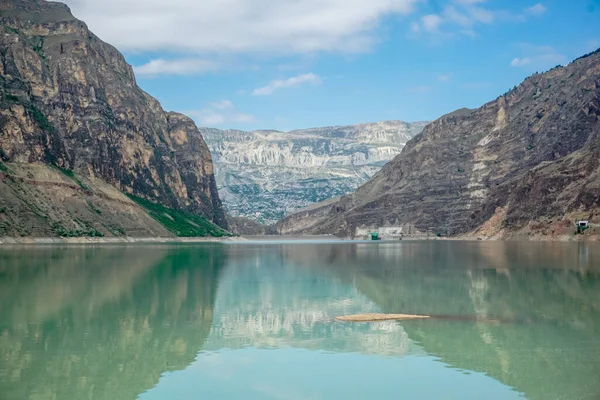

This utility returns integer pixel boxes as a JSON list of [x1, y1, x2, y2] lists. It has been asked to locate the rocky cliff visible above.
[[202, 121, 427, 224], [0, 0, 228, 237], [279, 50, 600, 239]]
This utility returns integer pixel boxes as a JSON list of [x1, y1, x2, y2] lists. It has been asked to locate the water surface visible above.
[[1, 241, 599, 399]]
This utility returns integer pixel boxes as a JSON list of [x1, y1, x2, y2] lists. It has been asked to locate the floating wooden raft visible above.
[[335, 313, 430, 322]]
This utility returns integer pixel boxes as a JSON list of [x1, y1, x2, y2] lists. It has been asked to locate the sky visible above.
[[62, 0, 600, 131]]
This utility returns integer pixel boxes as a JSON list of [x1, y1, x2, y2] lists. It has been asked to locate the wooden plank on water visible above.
[[335, 313, 430, 322]]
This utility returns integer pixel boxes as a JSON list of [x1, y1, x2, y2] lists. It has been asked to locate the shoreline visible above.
[[0, 236, 248, 244], [0, 233, 598, 244]]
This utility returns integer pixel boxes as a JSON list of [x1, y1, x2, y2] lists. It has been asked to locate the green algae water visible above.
[[1, 241, 599, 400]]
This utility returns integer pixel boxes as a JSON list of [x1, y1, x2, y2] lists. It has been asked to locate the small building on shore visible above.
[[355, 223, 425, 240]]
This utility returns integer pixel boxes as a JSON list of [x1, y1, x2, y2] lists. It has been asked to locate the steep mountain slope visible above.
[[0, 0, 228, 237], [202, 121, 427, 224], [279, 50, 600, 238]]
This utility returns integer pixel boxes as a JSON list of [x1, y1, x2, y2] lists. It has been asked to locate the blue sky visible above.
[[65, 0, 600, 131]]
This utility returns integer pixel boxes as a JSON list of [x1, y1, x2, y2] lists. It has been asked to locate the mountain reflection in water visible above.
[[0, 241, 599, 400], [0, 245, 224, 400]]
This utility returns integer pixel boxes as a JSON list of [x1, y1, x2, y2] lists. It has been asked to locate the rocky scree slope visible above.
[[278, 50, 600, 239], [202, 121, 427, 224], [0, 0, 228, 237]]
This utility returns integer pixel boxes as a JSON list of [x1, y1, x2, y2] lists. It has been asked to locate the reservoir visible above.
[[1, 241, 599, 399]]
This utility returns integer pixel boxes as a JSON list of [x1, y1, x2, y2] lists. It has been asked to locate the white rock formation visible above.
[[202, 120, 428, 224]]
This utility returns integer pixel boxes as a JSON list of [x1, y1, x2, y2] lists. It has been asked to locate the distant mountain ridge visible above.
[[278, 49, 600, 239], [202, 120, 428, 224]]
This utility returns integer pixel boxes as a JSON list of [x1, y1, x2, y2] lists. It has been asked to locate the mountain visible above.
[[278, 50, 600, 239], [202, 121, 427, 224], [0, 0, 228, 237]]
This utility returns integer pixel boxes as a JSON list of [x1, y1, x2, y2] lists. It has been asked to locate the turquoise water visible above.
[[0, 241, 599, 399]]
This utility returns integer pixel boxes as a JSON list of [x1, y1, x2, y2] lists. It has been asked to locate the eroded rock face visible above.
[[202, 121, 427, 224], [279, 51, 600, 238], [0, 0, 227, 231], [226, 215, 278, 236]]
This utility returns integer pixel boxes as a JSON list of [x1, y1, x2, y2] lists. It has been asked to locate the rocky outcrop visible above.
[[279, 50, 600, 238], [202, 121, 427, 224], [226, 215, 278, 235], [0, 0, 227, 236]]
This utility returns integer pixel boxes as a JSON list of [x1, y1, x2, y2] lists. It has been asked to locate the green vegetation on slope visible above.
[[127, 194, 231, 237], [0, 161, 10, 173], [50, 220, 104, 238], [53, 165, 89, 190]]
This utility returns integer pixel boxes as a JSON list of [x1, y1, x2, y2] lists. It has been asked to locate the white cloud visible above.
[[413, 2, 495, 37], [445, 4, 494, 26], [187, 101, 256, 126], [437, 74, 452, 82], [252, 73, 321, 96], [421, 14, 443, 32], [460, 29, 477, 37], [510, 57, 531, 67], [442, 6, 473, 27], [211, 100, 234, 110], [134, 58, 218, 77], [467, 6, 494, 23], [412, 0, 541, 38], [525, 3, 546, 16], [510, 44, 566, 68], [63, 0, 418, 55]]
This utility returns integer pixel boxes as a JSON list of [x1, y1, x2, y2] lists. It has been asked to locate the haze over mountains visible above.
[[202, 121, 427, 224]]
